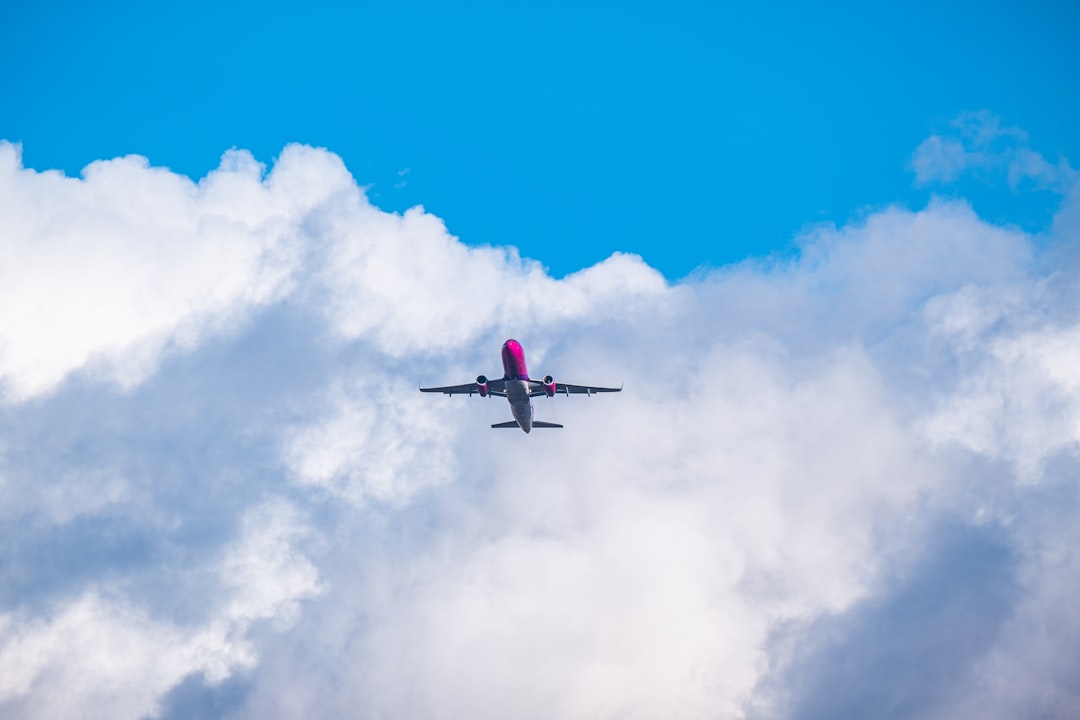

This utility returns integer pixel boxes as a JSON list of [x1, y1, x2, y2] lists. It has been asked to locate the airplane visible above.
[[420, 339, 621, 433]]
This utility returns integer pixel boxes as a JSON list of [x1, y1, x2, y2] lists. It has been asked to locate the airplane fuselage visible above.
[[501, 339, 535, 433]]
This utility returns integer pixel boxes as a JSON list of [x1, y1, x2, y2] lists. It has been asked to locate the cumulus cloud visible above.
[[1, 124, 1078, 719], [0, 139, 665, 400]]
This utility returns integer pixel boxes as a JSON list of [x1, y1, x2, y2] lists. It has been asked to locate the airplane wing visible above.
[[419, 378, 507, 397], [528, 380, 622, 397]]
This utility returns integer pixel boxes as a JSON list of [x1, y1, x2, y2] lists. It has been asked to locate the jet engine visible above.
[[542, 375, 556, 397], [476, 375, 490, 397]]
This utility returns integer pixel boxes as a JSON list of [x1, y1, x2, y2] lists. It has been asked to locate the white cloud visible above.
[[921, 318, 1080, 481], [0, 142, 348, 402], [316, 197, 667, 354], [910, 110, 1078, 191], [219, 499, 323, 630], [320, 343, 934, 719], [284, 374, 461, 507], [0, 498, 320, 720], [1, 128, 1078, 719], [0, 593, 220, 720]]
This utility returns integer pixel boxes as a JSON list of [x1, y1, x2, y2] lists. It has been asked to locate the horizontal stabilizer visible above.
[[490, 420, 564, 429]]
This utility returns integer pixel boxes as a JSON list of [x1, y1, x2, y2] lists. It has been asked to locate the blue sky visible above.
[[2, 4, 1080, 719], [4, 0, 1077, 276]]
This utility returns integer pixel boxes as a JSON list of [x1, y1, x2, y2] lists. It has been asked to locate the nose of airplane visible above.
[[501, 339, 529, 380]]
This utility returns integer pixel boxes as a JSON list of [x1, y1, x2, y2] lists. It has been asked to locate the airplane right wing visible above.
[[419, 378, 507, 397]]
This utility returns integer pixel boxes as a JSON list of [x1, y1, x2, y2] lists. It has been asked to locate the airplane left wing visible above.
[[528, 380, 622, 397], [420, 378, 507, 397]]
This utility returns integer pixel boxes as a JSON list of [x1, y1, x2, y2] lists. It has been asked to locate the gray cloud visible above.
[[756, 519, 1020, 720]]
